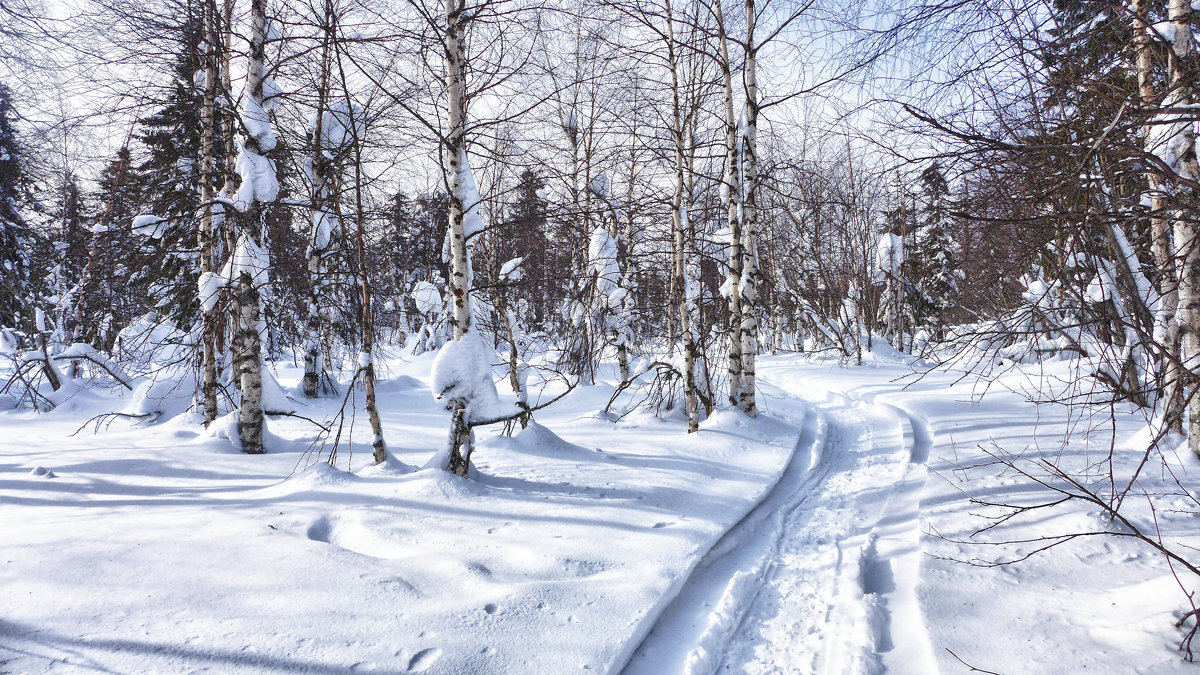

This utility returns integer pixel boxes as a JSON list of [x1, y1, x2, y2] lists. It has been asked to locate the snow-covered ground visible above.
[[2, 348, 1197, 673]]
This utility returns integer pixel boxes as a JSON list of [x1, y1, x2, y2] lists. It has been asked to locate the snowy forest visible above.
[[2, 0, 1200, 672]]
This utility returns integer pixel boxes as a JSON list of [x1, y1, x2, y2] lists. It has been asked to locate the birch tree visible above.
[[302, 0, 337, 399], [711, 0, 745, 409], [739, 0, 760, 416], [197, 0, 221, 425], [664, 0, 702, 432], [329, 6, 389, 464], [230, 0, 279, 454], [440, 0, 477, 475], [1162, 0, 1200, 456]]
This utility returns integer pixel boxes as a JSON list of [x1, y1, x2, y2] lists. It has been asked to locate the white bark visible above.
[[739, 0, 759, 417], [1135, 0, 1183, 431], [444, 0, 474, 476], [666, 0, 700, 433], [199, 0, 220, 425], [236, 0, 272, 454], [1166, 0, 1200, 456], [303, 5, 334, 399], [715, 0, 743, 410]]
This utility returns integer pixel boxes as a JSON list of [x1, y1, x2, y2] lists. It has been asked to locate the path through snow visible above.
[[623, 356, 937, 675]]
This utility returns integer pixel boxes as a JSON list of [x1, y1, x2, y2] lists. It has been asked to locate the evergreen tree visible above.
[[377, 190, 448, 330], [130, 11, 207, 334], [81, 147, 144, 349], [909, 162, 961, 339], [45, 170, 90, 337], [506, 169, 552, 329], [0, 83, 35, 331]]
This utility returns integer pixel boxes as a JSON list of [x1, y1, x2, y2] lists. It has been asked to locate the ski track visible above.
[[621, 357, 939, 675]]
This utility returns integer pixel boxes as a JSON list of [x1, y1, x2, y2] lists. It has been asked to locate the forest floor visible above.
[[1, 346, 1198, 674]]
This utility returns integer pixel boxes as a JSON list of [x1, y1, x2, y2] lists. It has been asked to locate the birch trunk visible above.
[[1135, 0, 1184, 432], [665, 0, 699, 433], [303, 6, 334, 399], [444, 0, 474, 475], [715, 0, 743, 409], [220, 0, 240, 367], [1164, 0, 1200, 456], [613, 211, 631, 385], [498, 294, 529, 428], [326, 22, 389, 464], [352, 134, 387, 465], [236, 0, 271, 454], [739, 0, 759, 417], [199, 0, 220, 424]]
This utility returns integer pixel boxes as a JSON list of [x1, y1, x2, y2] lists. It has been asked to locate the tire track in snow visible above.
[[815, 401, 938, 675], [618, 399, 831, 675]]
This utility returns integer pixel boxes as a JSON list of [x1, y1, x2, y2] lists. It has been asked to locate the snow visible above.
[[875, 231, 903, 279], [588, 226, 623, 303], [128, 367, 198, 418], [1148, 21, 1177, 44], [411, 280, 443, 316], [0, 327, 17, 354], [1, 350, 1197, 674], [240, 97, 277, 152], [130, 214, 168, 238], [311, 209, 337, 250], [222, 234, 270, 288], [456, 149, 485, 240], [198, 271, 223, 313], [261, 76, 284, 112], [310, 101, 363, 149], [234, 148, 278, 208], [429, 329, 519, 424], [499, 256, 524, 281]]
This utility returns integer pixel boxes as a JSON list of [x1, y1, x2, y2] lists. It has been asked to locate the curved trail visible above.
[[619, 356, 939, 675]]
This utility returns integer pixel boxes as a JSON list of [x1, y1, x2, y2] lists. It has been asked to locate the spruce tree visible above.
[[910, 163, 961, 340], [131, 11, 207, 334], [507, 169, 553, 329], [81, 147, 144, 349], [0, 83, 34, 331]]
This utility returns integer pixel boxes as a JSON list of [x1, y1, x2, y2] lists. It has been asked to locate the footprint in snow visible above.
[[306, 517, 332, 543], [652, 521, 673, 529], [466, 562, 492, 577], [407, 647, 441, 672], [484, 603, 498, 614]]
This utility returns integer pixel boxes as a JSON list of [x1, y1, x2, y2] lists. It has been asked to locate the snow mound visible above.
[[405, 465, 490, 498], [127, 368, 197, 420], [373, 374, 425, 393], [484, 422, 594, 459], [265, 462, 357, 496]]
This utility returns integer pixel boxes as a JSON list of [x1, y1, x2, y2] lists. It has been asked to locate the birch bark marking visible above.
[[444, 0, 474, 475], [303, 3, 333, 399], [236, 0, 271, 454], [1135, 0, 1183, 431], [715, 0, 743, 410], [665, 0, 699, 433], [199, 0, 220, 424], [740, 0, 759, 417], [445, 0, 470, 341], [1166, 0, 1200, 455]]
